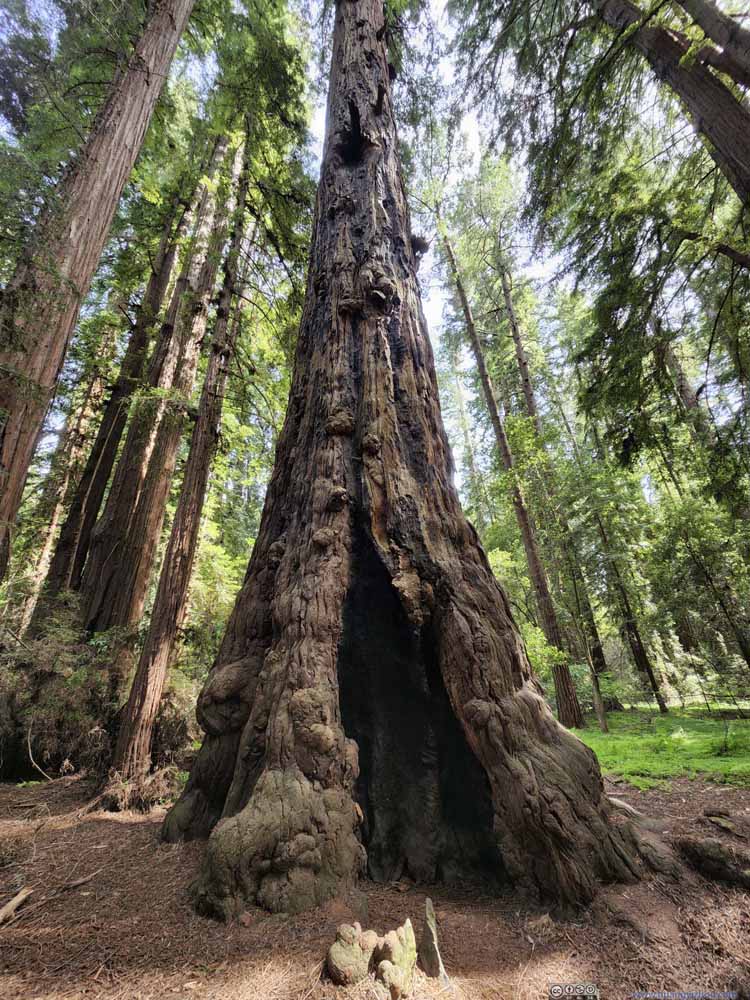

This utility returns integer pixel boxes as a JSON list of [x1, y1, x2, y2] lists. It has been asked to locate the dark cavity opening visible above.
[[337, 523, 505, 887], [336, 100, 366, 166]]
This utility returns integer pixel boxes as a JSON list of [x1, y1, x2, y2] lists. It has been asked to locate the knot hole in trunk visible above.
[[337, 100, 368, 166]]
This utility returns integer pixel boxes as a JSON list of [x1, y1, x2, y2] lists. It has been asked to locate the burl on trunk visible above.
[[163, 0, 638, 916]]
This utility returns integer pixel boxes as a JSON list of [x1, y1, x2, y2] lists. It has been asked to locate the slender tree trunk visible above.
[[674, 0, 750, 79], [500, 269, 542, 436], [111, 146, 250, 789], [555, 399, 669, 712], [19, 375, 104, 632], [40, 195, 192, 602], [500, 264, 611, 691], [80, 137, 229, 634], [569, 569, 609, 732], [443, 236, 584, 728], [608, 548, 669, 711], [597, 0, 750, 204], [652, 440, 750, 672], [451, 352, 492, 532], [654, 338, 716, 449], [0, 0, 196, 579], [162, 0, 638, 919]]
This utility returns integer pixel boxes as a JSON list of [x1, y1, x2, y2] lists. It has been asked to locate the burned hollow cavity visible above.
[[337, 523, 505, 886]]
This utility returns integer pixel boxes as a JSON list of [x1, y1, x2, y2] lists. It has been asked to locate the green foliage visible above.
[[0, 598, 117, 781], [579, 710, 750, 789]]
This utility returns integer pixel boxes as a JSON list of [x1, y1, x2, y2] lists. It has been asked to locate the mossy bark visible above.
[[163, 0, 638, 917]]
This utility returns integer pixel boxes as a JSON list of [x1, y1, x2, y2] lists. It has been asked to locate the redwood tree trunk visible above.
[[598, 516, 670, 712], [41, 195, 191, 600], [674, 0, 750, 80], [452, 352, 491, 532], [555, 398, 669, 713], [19, 372, 105, 632], [112, 146, 250, 787], [80, 138, 229, 634], [500, 264, 611, 688], [161, 0, 638, 921], [443, 236, 584, 728], [597, 0, 750, 204], [0, 0, 195, 579]]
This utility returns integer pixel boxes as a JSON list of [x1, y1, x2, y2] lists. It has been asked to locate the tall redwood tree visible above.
[[0, 0, 195, 577], [164, 0, 639, 917]]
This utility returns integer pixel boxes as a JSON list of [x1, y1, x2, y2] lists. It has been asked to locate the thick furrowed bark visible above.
[[0, 0, 195, 579], [163, 0, 636, 917]]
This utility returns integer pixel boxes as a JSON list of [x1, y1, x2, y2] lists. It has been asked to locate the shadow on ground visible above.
[[1, 776, 749, 999]]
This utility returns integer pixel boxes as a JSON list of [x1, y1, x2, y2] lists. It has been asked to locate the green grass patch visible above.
[[578, 710, 750, 789]]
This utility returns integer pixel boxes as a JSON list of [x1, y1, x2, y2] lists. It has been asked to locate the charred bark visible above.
[[163, 0, 637, 918], [0, 0, 195, 579], [112, 145, 250, 788]]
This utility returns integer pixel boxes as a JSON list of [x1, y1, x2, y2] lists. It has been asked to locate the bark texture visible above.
[[0, 0, 195, 578], [112, 147, 250, 785], [42, 195, 191, 599], [163, 0, 637, 918], [442, 235, 584, 728], [597, 0, 750, 204], [80, 137, 229, 634], [674, 0, 750, 80]]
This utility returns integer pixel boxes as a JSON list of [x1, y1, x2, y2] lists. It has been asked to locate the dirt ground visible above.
[[1, 776, 749, 1000]]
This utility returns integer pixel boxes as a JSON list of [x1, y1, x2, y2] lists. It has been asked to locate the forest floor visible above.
[[1, 772, 749, 1000]]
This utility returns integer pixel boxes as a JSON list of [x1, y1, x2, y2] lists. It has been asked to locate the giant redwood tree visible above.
[[163, 0, 641, 917]]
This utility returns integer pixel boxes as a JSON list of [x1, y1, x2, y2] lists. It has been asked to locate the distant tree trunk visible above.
[[597, 0, 750, 204], [443, 236, 584, 728], [653, 337, 716, 450], [500, 264, 611, 696], [555, 399, 669, 712], [19, 374, 105, 632], [40, 195, 192, 602], [652, 440, 750, 673], [111, 145, 250, 790], [569, 570, 609, 732], [674, 0, 750, 80], [451, 352, 492, 532], [500, 269, 542, 436], [161, 0, 638, 919], [80, 137, 229, 635], [0, 0, 196, 579]]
